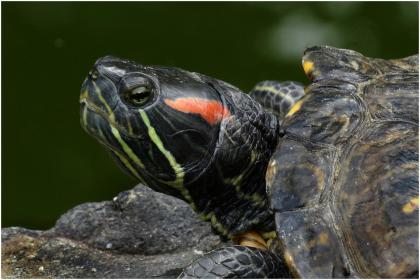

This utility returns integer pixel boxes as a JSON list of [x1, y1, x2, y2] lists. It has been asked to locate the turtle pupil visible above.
[[128, 86, 152, 106]]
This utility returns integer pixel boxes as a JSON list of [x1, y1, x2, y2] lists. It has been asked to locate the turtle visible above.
[[79, 46, 419, 278]]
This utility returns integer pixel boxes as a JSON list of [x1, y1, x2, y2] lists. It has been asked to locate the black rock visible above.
[[2, 184, 228, 278]]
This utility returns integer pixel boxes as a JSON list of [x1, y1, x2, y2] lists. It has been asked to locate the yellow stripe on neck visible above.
[[139, 110, 195, 206], [402, 196, 419, 214], [110, 126, 145, 169], [92, 81, 116, 122]]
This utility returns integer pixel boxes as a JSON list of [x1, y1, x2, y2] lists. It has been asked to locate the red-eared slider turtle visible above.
[[80, 46, 418, 278]]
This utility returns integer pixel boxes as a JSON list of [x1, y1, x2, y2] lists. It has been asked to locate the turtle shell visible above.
[[267, 46, 418, 278]]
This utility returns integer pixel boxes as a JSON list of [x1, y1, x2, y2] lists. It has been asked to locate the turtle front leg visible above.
[[179, 231, 290, 278], [179, 245, 289, 279]]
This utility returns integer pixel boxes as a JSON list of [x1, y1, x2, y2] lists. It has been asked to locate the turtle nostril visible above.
[[88, 68, 99, 80]]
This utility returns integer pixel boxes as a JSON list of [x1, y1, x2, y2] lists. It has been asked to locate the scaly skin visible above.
[[249, 81, 305, 118], [179, 246, 290, 279]]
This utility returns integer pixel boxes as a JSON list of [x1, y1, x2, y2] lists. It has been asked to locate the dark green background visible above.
[[3, 2, 418, 229]]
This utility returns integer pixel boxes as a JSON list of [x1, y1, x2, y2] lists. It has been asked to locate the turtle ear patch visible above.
[[164, 97, 230, 125]]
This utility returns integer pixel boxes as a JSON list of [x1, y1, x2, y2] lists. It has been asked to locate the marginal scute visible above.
[[302, 46, 377, 84], [283, 83, 365, 145], [270, 136, 336, 212], [302, 60, 314, 79], [275, 208, 348, 278]]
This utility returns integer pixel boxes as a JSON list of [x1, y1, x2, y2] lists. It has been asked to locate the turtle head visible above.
[[80, 55, 224, 197], [80, 56, 279, 236]]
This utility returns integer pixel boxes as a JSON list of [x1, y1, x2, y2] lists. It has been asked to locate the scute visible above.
[[282, 81, 365, 145], [302, 46, 379, 83], [363, 73, 418, 122], [336, 121, 418, 278], [268, 136, 336, 212], [271, 46, 419, 278], [275, 207, 348, 278]]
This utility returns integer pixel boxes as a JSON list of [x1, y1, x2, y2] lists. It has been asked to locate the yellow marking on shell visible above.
[[92, 81, 115, 122], [139, 110, 195, 204], [110, 126, 145, 168], [307, 232, 331, 248], [402, 197, 419, 214], [318, 232, 329, 245], [276, 163, 325, 193], [309, 164, 325, 190], [302, 60, 314, 76], [286, 99, 304, 117]]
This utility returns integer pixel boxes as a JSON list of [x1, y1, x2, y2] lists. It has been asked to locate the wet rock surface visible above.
[[2, 184, 228, 278]]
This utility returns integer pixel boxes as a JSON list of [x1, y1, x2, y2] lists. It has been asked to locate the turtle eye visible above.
[[125, 86, 153, 106]]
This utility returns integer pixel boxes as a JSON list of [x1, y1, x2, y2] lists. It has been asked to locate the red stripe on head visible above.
[[164, 97, 230, 125]]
